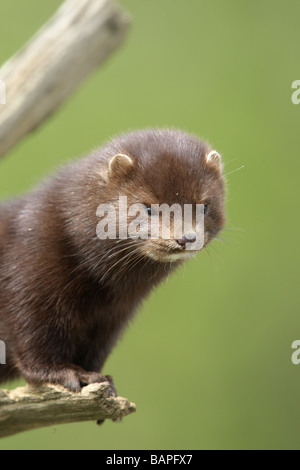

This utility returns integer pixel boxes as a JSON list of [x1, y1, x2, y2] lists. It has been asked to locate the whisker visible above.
[[222, 165, 245, 179], [99, 245, 145, 283], [123, 253, 145, 277], [91, 240, 145, 275], [114, 248, 144, 276], [222, 225, 244, 233]]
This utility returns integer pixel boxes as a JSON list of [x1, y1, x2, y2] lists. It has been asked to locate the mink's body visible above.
[[0, 129, 226, 391]]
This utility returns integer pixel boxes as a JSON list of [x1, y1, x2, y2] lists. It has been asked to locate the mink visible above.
[[0, 129, 226, 392]]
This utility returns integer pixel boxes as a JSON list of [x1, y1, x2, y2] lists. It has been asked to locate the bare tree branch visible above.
[[0, 382, 136, 438], [0, 0, 131, 159]]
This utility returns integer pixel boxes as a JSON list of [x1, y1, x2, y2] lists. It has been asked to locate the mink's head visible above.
[[96, 129, 226, 264]]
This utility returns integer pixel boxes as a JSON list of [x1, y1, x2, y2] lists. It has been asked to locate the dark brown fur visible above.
[[0, 129, 226, 391]]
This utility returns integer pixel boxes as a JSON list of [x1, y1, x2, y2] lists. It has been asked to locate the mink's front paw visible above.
[[58, 369, 118, 396], [22, 364, 114, 394], [97, 375, 119, 426], [104, 375, 117, 397], [53, 368, 107, 392]]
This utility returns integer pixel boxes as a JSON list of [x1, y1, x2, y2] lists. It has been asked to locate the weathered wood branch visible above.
[[0, 0, 131, 159], [0, 382, 136, 438]]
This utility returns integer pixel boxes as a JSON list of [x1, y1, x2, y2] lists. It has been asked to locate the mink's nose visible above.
[[177, 232, 197, 247]]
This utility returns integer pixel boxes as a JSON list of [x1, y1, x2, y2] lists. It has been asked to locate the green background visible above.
[[0, 0, 299, 450]]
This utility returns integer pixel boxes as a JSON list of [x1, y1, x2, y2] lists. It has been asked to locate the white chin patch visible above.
[[147, 251, 198, 262]]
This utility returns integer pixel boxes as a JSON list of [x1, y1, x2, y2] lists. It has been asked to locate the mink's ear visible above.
[[108, 153, 134, 178], [205, 150, 223, 173]]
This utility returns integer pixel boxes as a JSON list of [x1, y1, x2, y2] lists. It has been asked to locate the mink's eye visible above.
[[144, 205, 158, 217], [203, 204, 208, 215], [145, 205, 154, 217]]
